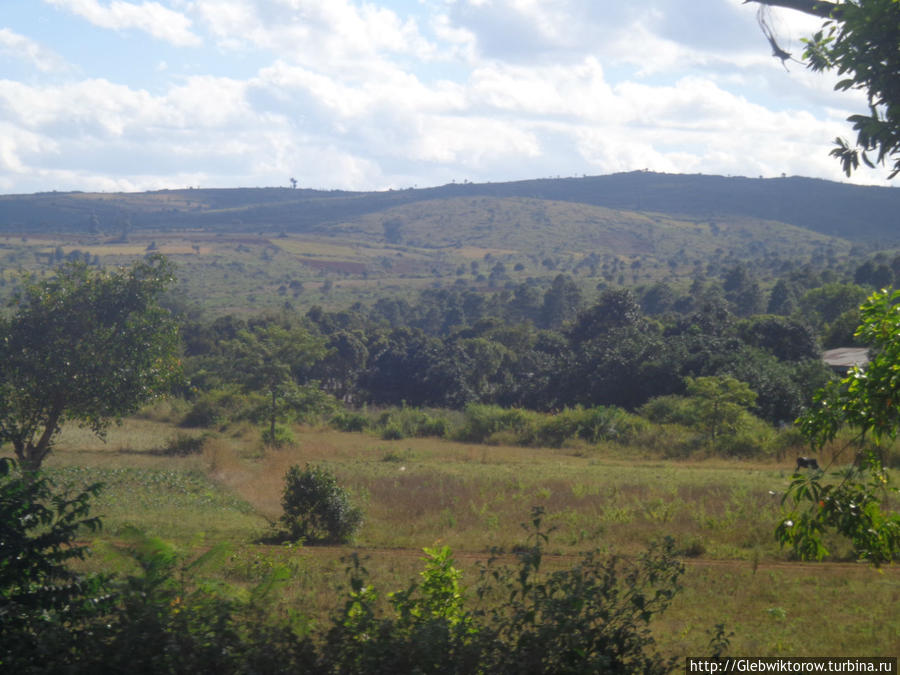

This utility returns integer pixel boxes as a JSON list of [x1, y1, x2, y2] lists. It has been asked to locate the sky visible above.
[[0, 0, 889, 195]]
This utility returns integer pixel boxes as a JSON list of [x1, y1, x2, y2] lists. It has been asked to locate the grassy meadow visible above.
[[42, 413, 900, 661]]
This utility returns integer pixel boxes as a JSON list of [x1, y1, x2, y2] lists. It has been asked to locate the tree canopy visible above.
[[0, 256, 181, 473], [748, 0, 900, 177]]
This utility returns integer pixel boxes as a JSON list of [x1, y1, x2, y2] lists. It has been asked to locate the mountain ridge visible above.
[[1, 171, 897, 244]]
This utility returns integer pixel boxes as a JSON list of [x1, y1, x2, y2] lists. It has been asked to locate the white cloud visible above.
[[192, 0, 435, 67], [0, 0, 890, 193], [43, 0, 202, 46], [0, 29, 69, 73]]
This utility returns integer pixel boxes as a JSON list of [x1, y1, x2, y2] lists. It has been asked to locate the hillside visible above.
[[1, 172, 897, 243], [0, 171, 892, 315]]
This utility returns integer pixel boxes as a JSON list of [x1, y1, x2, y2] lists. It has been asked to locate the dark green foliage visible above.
[[456, 403, 537, 443], [471, 508, 683, 674], [222, 321, 327, 446], [279, 464, 363, 544], [0, 458, 109, 673], [181, 386, 260, 428], [767, 279, 798, 315], [318, 508, 683, 675], [738, 315, 819, 362], [162, 433, 207, 456], [797, 282, 868, 331], [89, 530, 317, 675], [821, 308, 863, 348], [0, 256, 182, 473], [540, 274, 583, 328]]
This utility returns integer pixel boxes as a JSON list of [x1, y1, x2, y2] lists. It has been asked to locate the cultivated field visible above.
[[45, 415, 900, 661]]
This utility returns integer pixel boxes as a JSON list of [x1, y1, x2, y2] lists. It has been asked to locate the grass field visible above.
[[42, 417, 900, 661]]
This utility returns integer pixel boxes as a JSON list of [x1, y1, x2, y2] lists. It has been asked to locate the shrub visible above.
[[381, 424, 405, 440], [320, 507, 683, 674], [262, 424, 295, 449], [330, 411, 370, 432], [181, 386, 256, 428], [162, 432, 208, 456], [374, 406, 451, 439], [472, 509, 684, 674], [279, 464, 363, 544], [639, 395, 697, 427], [456, 404, 536, 443], [0, 458, 110, 671]]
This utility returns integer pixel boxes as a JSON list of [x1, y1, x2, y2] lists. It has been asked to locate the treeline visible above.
[[175, 261, 881, 434]]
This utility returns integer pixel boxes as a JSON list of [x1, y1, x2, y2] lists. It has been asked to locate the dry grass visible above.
[[40, 418, 900, 660]]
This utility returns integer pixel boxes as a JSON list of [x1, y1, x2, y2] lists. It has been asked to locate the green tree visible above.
[[747, 0, 900, 177], [796, 282, 868, 331], [0, 256, 181, 474], [785, 288, 900, 564], [225, 321, 326, 446], [685, 375, 758, 450], [279, 464, 363, 544]]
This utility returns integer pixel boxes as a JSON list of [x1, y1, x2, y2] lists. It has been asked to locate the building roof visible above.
[[822, 347, 870, 371]]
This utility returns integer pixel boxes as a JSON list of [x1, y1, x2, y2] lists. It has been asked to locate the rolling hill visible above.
[[0, 171, 894, 315], [1, 171, 897, 243]]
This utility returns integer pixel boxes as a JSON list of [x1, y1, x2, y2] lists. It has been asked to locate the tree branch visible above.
[[743, 0, 842, 20]]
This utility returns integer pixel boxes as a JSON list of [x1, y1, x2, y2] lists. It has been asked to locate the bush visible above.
[[0, 458, 110, 672], [262, 424, 295, 449], [456, 404, 537, 443], [162, 432, 208, 456], [381, 424, 405, 440], [279, 464, 363, 544], [374, 406, 451, 440], [320, 507, 683, 674], [182, 386, 257, 428], [330, 411, 370, 432], [528, 406, 640, 447], [639, 395, 697, 427]]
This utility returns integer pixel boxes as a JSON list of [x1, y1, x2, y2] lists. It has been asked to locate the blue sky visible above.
[[0, 0, 886, 194]]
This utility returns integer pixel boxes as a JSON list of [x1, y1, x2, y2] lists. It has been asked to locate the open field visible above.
[[42, 417, 900, 661]]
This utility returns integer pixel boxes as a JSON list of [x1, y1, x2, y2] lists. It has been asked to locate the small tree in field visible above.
[[685, 375, 758, 450], [280, 464, 363, 544], [224, 322, 326, 447], [0, 256, 181, 474]]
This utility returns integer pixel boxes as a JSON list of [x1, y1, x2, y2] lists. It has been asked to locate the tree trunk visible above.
[[270, 389, 277, 446], [743, 0, 842, 20], [15, 406, 62, 478]]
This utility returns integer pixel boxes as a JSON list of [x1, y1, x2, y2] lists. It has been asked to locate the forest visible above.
[[174, 256, 888, 456]]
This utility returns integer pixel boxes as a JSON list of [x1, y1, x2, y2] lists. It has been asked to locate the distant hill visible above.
[[4, 171, 894, 315], [0, 172, 897, 243]]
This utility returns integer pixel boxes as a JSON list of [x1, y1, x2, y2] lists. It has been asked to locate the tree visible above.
[[0, 256, 181, 474], [224, 321, 326, 446], [540, 274, 583, 329], [746, 0, 900, 177], [785, 288, 900, 564], [685, 375, 758, 450]]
